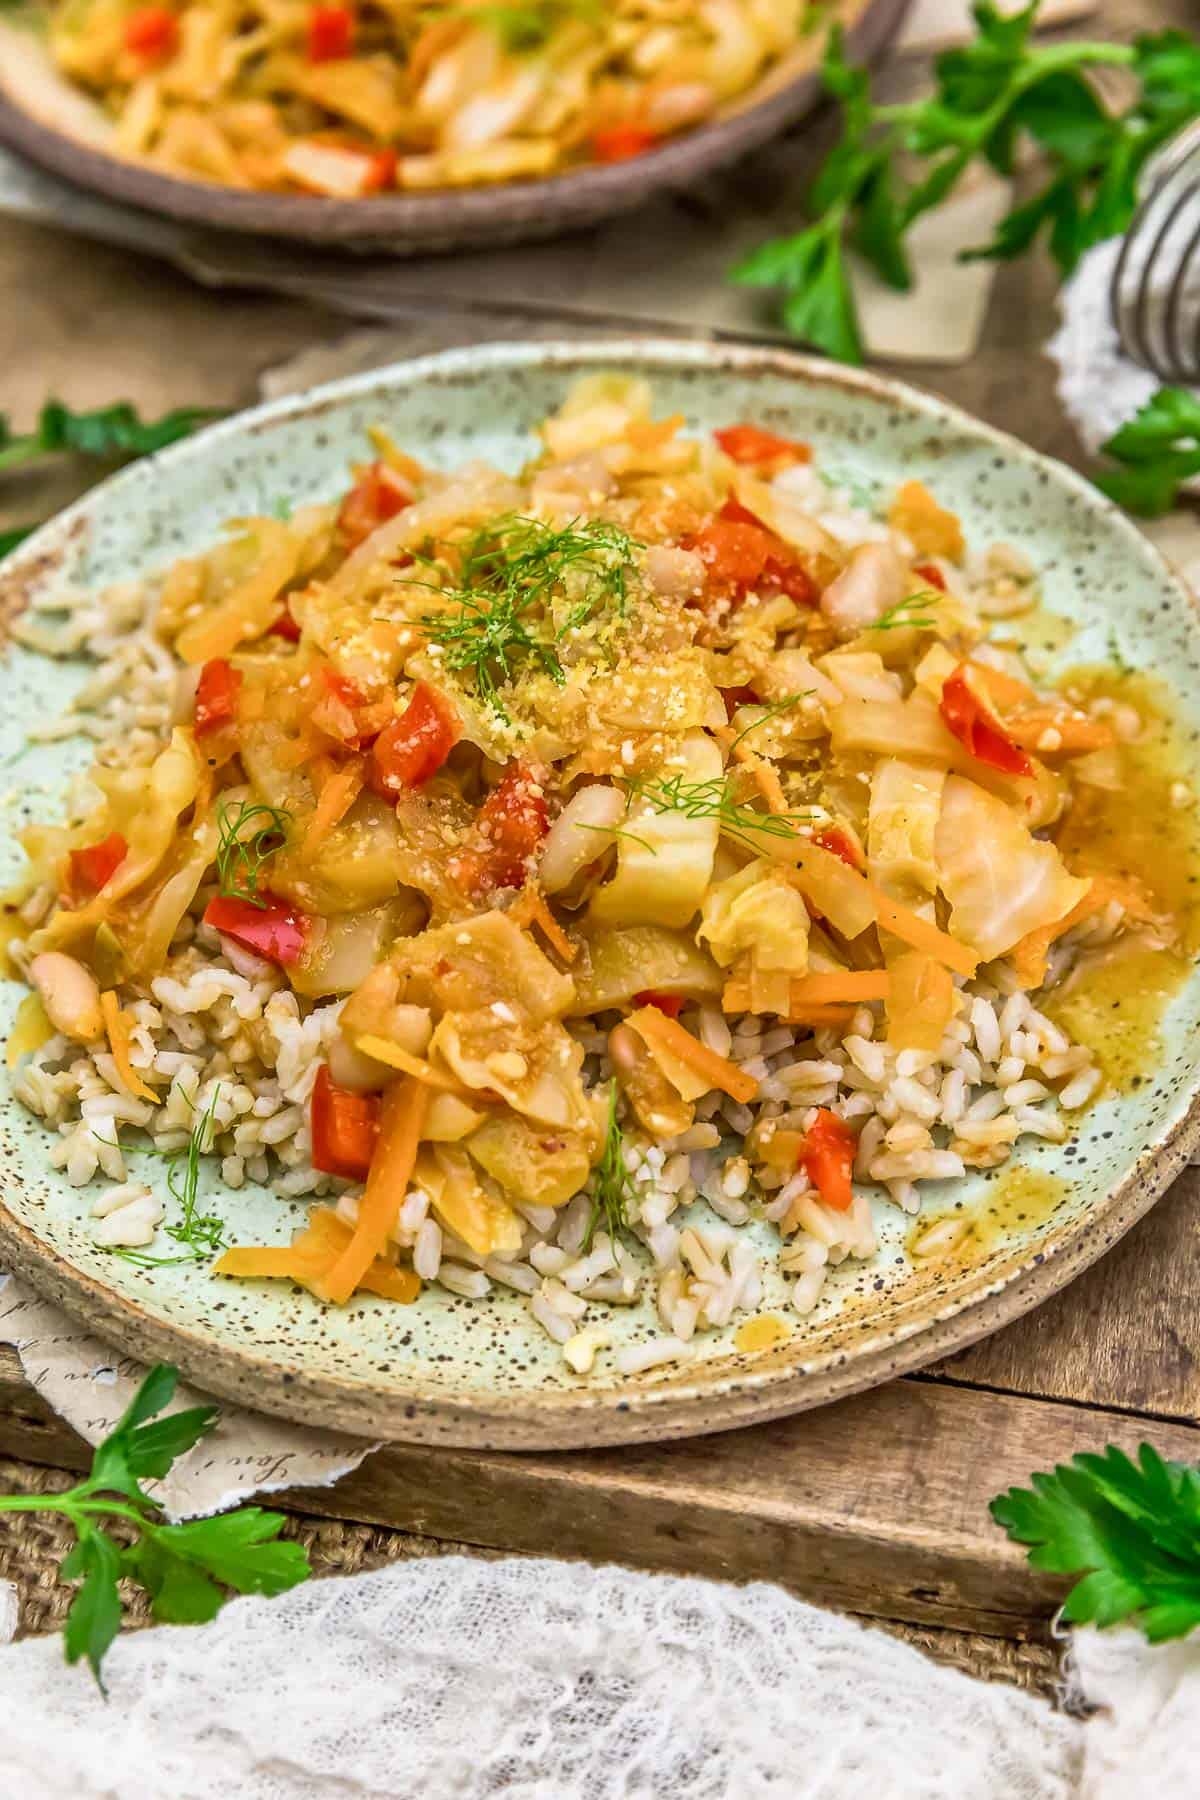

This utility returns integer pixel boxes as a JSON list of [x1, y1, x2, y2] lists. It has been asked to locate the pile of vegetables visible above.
[[42, 0, 819, 194], [9, 373, 1172, 1298]]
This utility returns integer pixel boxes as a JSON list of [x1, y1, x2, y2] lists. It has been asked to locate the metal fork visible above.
[[1110, 118, 1200, 382]]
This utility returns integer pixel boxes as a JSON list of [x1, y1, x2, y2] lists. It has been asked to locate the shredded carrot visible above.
[[510, 883, 577, 963], [316, 1077, 428, 1305], [784, 1004, 857, 1028], [735, 745, 788, 813], [304, 757, 365, 853], [352, 1033, 473, 1095], [630, 1006, 759, 1104], [864, 880, 979, 977], [972, 664, 1039, 710], [1009, 874, 1156, 988], [1005, 707, 1115, 755], [627, 413, 686, 453], [216, 1206, 421, 1302], [99, 991, 159, 1105], [788, 970, 891, 1005]]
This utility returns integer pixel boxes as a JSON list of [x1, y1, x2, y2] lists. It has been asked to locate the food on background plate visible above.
[[39, 0, 829, 195], [3, 374, 1189, 1380]]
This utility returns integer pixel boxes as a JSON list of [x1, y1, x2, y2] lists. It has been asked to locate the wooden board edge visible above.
[[0, 1346, 1195, 1638]]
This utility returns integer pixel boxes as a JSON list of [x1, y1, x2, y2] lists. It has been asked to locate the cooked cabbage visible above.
[[868, 760, 946, 900], [567, 924, 723, 1014], [414, 1145, 524, 1260], [697, 859, 810, 974], [467, 1112, 597, 1210], [934, 776, 1092, 961], [589, 731, 723, 930]]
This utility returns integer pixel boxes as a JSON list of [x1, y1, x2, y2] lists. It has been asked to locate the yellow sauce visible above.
[[994, 601, 1077, 661], [734, 1313, 791, 1353], [5, 993, 52, 1070], [907, 1167, 1068, 1265], [1043, 667, 1200, 1088]]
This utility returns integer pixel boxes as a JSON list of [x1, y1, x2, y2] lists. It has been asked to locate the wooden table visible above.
[[1, 0, 1197, 1649]]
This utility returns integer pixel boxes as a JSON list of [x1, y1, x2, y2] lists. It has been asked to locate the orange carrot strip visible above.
[[788, 970, 891, 1005], [1008, 872, 1157, 988], [352, 1033, 473, 1095], [863, 881, 978, 977], [316, 1077, 428, 1305], [99, 991, 159, 1105], [630, 1006, 759, 1104], [1005, 708, 1115, 755], [304, 757, 365, 853], [508, 882, 577, 962], [217, 1207, 422, 1300], [786, 1004, 857, 1028]]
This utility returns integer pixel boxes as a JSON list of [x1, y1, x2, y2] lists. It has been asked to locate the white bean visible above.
[[538, 784, 626, 894], [29, 953, 103, 1044]]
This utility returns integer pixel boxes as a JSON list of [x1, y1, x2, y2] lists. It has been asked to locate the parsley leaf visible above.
[[0, 399, 221, 560], [732, 9, 1188, 362], [0, 523, 36, 561], [1093, 387, 1200, 517], [0, 1363, 311, 1687], [0, 400, 223, 473], [991, 1443, 1200, 1642]]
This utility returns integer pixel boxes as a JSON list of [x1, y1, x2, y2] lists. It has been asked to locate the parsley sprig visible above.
[[0, 399, 222, 562], [733, 9, 1200, 363], [0, 1363, 310, 1686], [415, 513, 640, 721], [1093, 387, 1200, 518], [992, 1443, 1200, 1642], [215, 798, 292, 909], [582, 1081, 635, 1252]]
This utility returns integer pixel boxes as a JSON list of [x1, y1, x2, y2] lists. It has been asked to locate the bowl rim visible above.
[[1, 332, 1197, 1450], [0, 0, 909, 246]]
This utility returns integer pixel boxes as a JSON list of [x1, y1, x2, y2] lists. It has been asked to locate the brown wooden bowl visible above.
[[0, 0, 909, 251]]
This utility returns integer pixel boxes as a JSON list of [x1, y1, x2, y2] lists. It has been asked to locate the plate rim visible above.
[[1, 332, 1197, 1450], [0, 0, 909, 248]]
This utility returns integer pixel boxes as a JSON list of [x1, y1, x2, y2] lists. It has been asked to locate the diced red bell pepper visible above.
[[810, 827, 862, 872], [682, 514, 817, 609], [370, 683, 459, 798], [269, 603, 302, 642], [203, 894, 310, 966], [914, 561, 947, 592], [592, 124, 658, 163], [634, 991, 684, 1018], [310, 1064, 380, 1179], [123, 5, 178, 62], [307, 3, 353, 61], [312, 665, 391, 750], [283, 140, 397, 200], [714, 424, 811, 467], [194, 659, 242, 740], [338, 460, 412, 549], [798, 1108, 857, 1212], [454, 762, 550, 894], [66, 832, 127, 899], [939, 665, 1034, 778]]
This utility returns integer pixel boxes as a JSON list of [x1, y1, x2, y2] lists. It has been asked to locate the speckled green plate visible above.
[[1, 339, 1199, 1450]]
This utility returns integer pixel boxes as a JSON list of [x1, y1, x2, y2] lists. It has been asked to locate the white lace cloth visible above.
[[0, 1554, 1194, 1799]]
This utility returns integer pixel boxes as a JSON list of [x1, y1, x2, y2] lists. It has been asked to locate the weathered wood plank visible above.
[[930, 1169, 1200, 1421], [0, 1342, 1194, 1638]]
